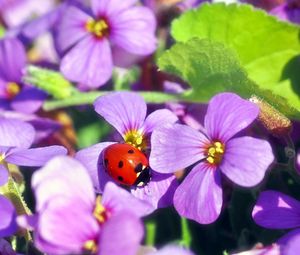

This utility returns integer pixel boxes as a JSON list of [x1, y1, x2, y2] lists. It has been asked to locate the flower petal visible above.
[[0, 119, 35, 149], [32, 156, 95, 211], [252, 191, 300, 229], [37, 198, 99, 255], [0, 37, 26, 82], [55, 5, 91, 54], [60, 35, 113, 88], [220, 136, 274, 187], [149, 124, 209, 174], [75, 142, 115, 193], [0, 195, 17, 238], [0, 165, 8, 186], [130, 171, 178, 209], [279, 229, 300, 255], [110, 6, 157, 55], [6, 145, 67, 167], [149, 245, 195, 255], [94, 92, 147, 136], [204, 93, 259, 142], [102, 182, 154, 217], [91, 0, 137, 17], [141, 109, 178, 136], [174, 163, 223, 224], [11, 87, 47, 114], [98, 211, 143, 255]]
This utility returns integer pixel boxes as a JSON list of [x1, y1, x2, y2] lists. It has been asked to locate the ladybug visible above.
[[103, 143, 151, 187]]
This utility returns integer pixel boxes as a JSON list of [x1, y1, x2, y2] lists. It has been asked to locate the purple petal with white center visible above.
[[150, 124, 209, 174], [55, 5, 91, 54], [130, 171, 178, 209], [60, 35, 113, 88], [141, 109, 178, 136], [36, 198, 99, 255], [11, 87, 47, 114], [98, 211, 143, 255], [6, 145, 67, 167], [91, 0, 137, 17], [0, 37, 26, 82], [32, 156, 95, 211], [75, 142, 115, 193], [149, 245, 195, 255], [220, 136, 274, 187], [252, 191, 300, 229], [0, 119, 35, 149], [204, 93, 259, 142], [279, 229, 300, 255], [174, 163, 223, 224], [102, 182, 154, 217], [0, 195, 17, 238], [110, 6, 157, 55], [0, 165, 8, 186], [94, 92, 147, 136]]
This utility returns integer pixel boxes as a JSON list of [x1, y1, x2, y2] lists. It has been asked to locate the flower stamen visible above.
[[83, 240, 97, 254], [124, 130, 147, 151], [6, 82, 20, 99], [86, 19, 109, 38], [93, 196, 109, 223], [206, 141, 225, 165]]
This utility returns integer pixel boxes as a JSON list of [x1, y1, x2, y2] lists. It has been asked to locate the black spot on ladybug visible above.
[[118, 176, 124, 181], [134, 163, 143, 173], [118, 161, 124, 168], [104, 158, 109, 166], [128, 149, 134, 154]]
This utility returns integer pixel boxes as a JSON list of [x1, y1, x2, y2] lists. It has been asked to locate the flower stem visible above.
[[43, 91, 180, 111], [145, 220, 156, 246], [179, 217, 192, 248]]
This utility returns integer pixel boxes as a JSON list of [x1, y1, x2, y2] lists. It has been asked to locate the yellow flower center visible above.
[[124, 130, 147, 151], [83, 240, 97, 254], [86, 19, 109, 38], [83, 196, 109, 253], [205, 141, 225, 165], [6, 82, 20, 99]]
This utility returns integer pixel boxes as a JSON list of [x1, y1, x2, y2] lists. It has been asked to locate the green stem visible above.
[[145, 220, 156, 246], [43, 91, 181, 111], [179, 217, 192, 248]]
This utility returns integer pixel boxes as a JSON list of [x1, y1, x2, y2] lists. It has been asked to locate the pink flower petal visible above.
[[150, 124, 209, 174], [94, 92, 146, 136], [60, 35, 113, 88], [204, 93, 259, 142], [174, 163, 223, 224], [91, 0, 138, 17], [220, 136, 274, 187], [110, 6, 157, 55]]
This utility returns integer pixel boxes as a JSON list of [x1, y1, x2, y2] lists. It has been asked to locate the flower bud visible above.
[[249, 95, 292, 137]]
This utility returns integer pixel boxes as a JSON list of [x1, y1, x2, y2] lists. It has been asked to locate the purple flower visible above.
[[56, 0, 157, 89], [0, 118, 67, 185], [150, 92, 274, 224], [0, 195, 17, 238], [18, 156, 147, 255], [270, 3, 300, 24], [76, 92, 178, 209], [0, 37, 47, 114], [252, 191, 300, 255], [149, 245, 195, 255]]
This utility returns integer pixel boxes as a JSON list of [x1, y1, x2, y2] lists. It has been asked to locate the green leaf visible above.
[[158, 38, 300, 118], [0, 25, 5, 38], [24, 65, 77, 99], [169, 3, 300, 118]]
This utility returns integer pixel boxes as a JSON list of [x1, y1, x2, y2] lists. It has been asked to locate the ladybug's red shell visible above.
[[103, 143, 149, 186]]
